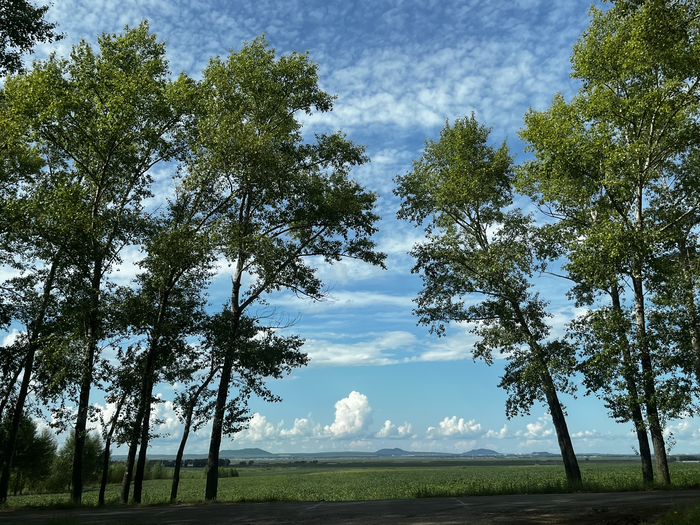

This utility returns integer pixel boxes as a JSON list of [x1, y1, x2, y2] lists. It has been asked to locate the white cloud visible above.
[[427, 416, 482, 439], [324, 391, 373, 438], [305, 331, 417, 367], [519, 414, 554, 439], [376, 420, 414, 439], [485, 425, 509, 439], [2, 329, 23, 347]]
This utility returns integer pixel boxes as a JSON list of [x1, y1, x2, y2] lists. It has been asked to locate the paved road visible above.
[[3, 490, 700, 525]]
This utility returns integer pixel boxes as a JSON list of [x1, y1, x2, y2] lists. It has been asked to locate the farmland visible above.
[[4, 457, 700, 508]]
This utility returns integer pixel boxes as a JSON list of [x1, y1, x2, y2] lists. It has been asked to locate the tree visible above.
[[394, 115, 582, 485], [0, 413, 56, 495], [517, 0, 700, 485], [117, 189, 217, 504], [0, 0, 63, 76], [189, 37, 386, 500], [50, 430, 103, 492], [1, 21, 192, 502]]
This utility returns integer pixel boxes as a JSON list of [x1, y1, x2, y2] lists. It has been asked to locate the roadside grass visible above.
[[2, 461, 700, 509], [647, 503, 700, 524]]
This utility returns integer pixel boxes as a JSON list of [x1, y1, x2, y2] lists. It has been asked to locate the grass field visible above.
[[3, 457, 700, 508]]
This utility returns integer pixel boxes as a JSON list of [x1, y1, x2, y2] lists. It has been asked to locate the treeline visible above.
[[0, 5, 385, 506]]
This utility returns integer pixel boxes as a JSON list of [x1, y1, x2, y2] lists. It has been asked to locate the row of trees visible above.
[[396, 0, 700, 486], [3, 0, 699, 503], [0, 12, 385, 505]]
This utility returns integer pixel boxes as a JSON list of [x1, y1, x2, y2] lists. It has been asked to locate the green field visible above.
[[4, 457, 700, 508]]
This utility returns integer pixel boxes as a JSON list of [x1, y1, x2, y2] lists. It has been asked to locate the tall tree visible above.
[[394, 115, 582, 486], [517, 0, 700, 485], [1, 22, 191, 502], [189, 37, 386, 500]]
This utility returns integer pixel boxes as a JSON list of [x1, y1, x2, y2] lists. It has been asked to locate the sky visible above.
[[7, 0, 700, 456]]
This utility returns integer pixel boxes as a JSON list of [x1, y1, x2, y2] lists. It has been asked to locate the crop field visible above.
[[4, 458, 700, 508]]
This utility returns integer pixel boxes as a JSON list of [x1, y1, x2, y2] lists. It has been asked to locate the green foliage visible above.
[[47, 431, 103, 492], [0, 0, 63, 75], [0, 414, 56, 495], [394, 114, 576, 417]]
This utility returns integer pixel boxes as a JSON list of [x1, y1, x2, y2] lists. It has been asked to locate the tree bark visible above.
[[538, 363, 582, 485], [99, 392, 126, 505], [120, 428, 139, 503], [632, 274, 671, 484], [610, 286, 654, 484], [71, 261, 102, 504], [132, 375, 154, 503], [205, 356, 232, 501]]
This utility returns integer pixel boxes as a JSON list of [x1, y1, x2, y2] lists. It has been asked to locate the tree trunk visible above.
[[120, 430, 139, 503], [133, 376, 154, 503], [610, 286, 654, 484], [0, 258, 60, 503], [170, 403, 193, 503], [632, 274, 671, 484], [0, 345, 35, 502], [539, 364, 581, 485], [72, 260, 102, 504], [99, 392, 125, 505], [205, 356, 232, 501]]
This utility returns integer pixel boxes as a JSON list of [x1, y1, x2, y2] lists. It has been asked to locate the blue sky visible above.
[[8, 0, 700, 456]]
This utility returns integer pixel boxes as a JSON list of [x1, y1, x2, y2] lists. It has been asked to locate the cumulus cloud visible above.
[[376, 420, 414, 439], [485, 425, 509, 439], [521, 414, 554, 439], [324, 391, 373, 437], [427, 416, 482, 439]]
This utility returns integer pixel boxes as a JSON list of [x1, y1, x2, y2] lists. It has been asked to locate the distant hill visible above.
[[463, 448, 500, 456], [530, 451, 557, 457], [219, 448, 275, 458], [375, 448, 410, 457]]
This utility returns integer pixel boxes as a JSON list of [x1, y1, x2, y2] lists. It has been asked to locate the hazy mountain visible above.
[[462, 448, 500, 456]]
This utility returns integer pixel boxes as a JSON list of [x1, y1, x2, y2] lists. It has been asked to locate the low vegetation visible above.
[[2, 459, 699, 508]]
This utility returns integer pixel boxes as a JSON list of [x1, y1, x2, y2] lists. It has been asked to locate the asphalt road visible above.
[[3, 490, 700, 525]]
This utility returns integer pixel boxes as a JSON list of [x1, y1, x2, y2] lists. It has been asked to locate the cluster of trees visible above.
[[0, 413, 104, 496], [0, 3, 384, 506], [396, 0, 700, 486]]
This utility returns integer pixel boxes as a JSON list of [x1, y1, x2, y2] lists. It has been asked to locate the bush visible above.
[[218, 467, 239, 478], [107, 462, 126, 484], [152, 461, 170, 480]]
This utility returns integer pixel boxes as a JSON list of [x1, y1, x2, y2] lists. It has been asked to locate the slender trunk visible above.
[[99, 392, 126, 505], [205, 258, 246, 501], [171, 369, 216, 503], [133, 375, 154, 503], [72, 259, 103, 504], [0, 258, 60, 502], [98, 436, 113, 506], [610, 286, 654, 484], [120, 429, 139, 503], [205, 356, 232, 501], [538, 362, 582, 485], [632, 274, 671, 484], [508, 294, 581, 485], [0, 345, 36, 502], [678, 239, 700, 385], [170, 402, 194, 503], [0, 359, 26, 419]]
